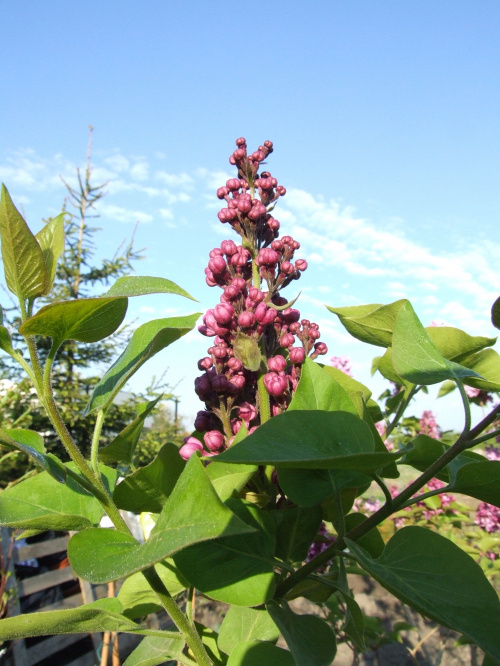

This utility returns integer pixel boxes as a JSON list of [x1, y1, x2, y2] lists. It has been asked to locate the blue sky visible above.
[[1, 1, 499, 431]]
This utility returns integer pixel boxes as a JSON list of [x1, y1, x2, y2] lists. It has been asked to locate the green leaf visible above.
[[342, 594, 367, 652], [266, 601, 337, 666], [271, 506, 323, 563], [322, 365, 372, 401], [459, 349, 500, 391], [19, 297, 128, 347], [392, 301, 482, 385], [206, 460, 258, 502], [448, 461, 500, 507], [227, 641, 295, 666], [346, 527, 500, 661], [0, 325, 16, 356], [288, 357, 359, 414], [113, 442, 186, 513], [123, 634, 192, 666], [85, 313, 200, 415], [68, 455, 255, 583], [216, 410, 402, 471], [105, 275, 197, 301], [277, 468, 371, 507], [437, 380, 456, 398], [426, 326, 496, 362], [117, 560, 189, 619], [174, 499, 276, 606], [374, 347, 413, 389], [399, 435, 483, 482], [326, 299, 408, 347], [233, 333, 262, 372], [491, 296, 500, 331], [0, 463, 116, 530], [35, 213, 65, 293], [100, 396, 162, 464], [0, 183, 48, 299], [218, 606, 279, 655], [344, 512, 385, 558], [0, 428, 66, 482]]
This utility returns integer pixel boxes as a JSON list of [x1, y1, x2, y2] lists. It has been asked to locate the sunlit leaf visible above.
[[326, 300, 408, 347], [35, 213, 65, 292], [105, 275, 196, 301], [218, 606, 279, 655]]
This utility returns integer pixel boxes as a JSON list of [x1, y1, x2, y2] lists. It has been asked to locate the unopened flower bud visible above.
[[280, 332, 295, 348], [217, 186, 229, 199], [257, 248, 279, 266], [238, 401, 257, 423], [194, 410, 212, 431], [180, 437, 204, 460], [208, 256, 227, 275], [289, 347, 306, 364], [212, 374, 231, 392], [204, 430, 225, 452], [295, 259, 308, 271], [227, 357, 243, 371], [221, 239, 238, 255], [268, 355, 287, 372], [238, 311, 255, 328], [198, 357, 213, 370], [248, 287, 265, 302], [213, 302, 235, 324], [263, 372, 288, 397]]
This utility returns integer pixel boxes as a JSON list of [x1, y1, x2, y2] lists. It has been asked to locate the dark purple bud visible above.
[[314, 342, 328, 355], [238, 311, 256, 328], [198, 357, 213, 370], [212, 374, 231, 392], [180, 437, 204, 460], [263, 372, 288, 397], [289, 347, 306, 364], [198, 325, 216, 337], [204, 430, 225, 452], [194, 410, 213, 431], [283, 308, 300, 324], [268, 355, 287, 372]]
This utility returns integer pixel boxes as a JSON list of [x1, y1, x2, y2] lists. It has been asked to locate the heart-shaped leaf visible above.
[[205, 460, 258, 502], [277, 468, 371, 507], [346, 527, 500, 662], [85, 313, 200, 414], [392, 302, 482, 385], [327, 300, 408, 347], [68, 455, 255, 583], [19, 297, 128, 347], [216, 410, 402, 471], [448, 461, 500, 507], [288, 357, 359, 414], [104, 275, 196, 301], [0, 184, 49, 300], [426, 326, 496, 362], [35, 213, 65, 292], [174, 499, 276, 606], [0, 463, 116, 530], [271, 506, 322, 563], [227, 641, 295, 666], [100, 396, 162, 465], [218, 606, 279, 655], [113, 442, 186, 513], [459, 349, 500, 391], [266, 601, 337, 666]]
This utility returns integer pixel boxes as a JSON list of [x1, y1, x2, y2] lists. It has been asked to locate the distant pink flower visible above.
[[419, 410, 440, 439], [485, 445, 500, 461], [475, 502, 500, 533], [330, 355, 353, 377]]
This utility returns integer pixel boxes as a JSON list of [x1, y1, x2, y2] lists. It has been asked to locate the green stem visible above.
[[276, 401, 500, 598], [469, 427, 500, 447], [142, 567, 213, 666], [257, 374, 271, 425], [455, 379, 471, 435], [186, 587, 194, 624], [91, 410, 106, 477], [371, 473, 393, 509], [384, 385, 418, 439], [400, 486, 450, 510]]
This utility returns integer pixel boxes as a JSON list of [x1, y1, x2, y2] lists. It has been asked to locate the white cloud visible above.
[[100, 203, 153, 224], [156, 171, 193, 187]]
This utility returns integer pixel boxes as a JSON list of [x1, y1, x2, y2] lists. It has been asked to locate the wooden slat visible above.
[[25, 633, 89, 666], [15, 536, 69, 562], [17, 566, 77, 597]]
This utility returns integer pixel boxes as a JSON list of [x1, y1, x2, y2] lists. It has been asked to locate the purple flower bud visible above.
[[313, 342, 328, 355], [280, 332, 295, 348], [289, 321, 300, 334], [238, 198, 252, 214], [263, 372, 288, 397], [238, 401, 257, 423], [267, 217, 280, 231], [217, 186, 229, 199], [238, 311, 256, 328], [236, 137, 246, 147], [213, 302, 235, 324], [208, 255, 227, 275], [268, 355, 287, 372], [209, 248, 224, 258], [233, 148, 246, 160], [204, 430, 225, 452], [295, 259, 308, 271], [198, 324, 216, 337], [195, 374, 212, 398], [283, 308, 300, 324], [180, 437, 204, 460], [229, 374, 246, 391], [309, 329, 320, 340], [226, 178, 241, 190], [248, 287, 265, 302], [280, 260, 294, 275], [221, 239, 238, 255], [213, 346, 228, 359], [231, 250, 249, 267], [198, 357, 213, 370], [248, 203, 267, 221], [212, 374, 231, 392], [276, 185, 286, 196], [194, 410, 212, 431], [289, 347, 306, 364], [227, 357, 243, 371], [257, 248, 279, 266]]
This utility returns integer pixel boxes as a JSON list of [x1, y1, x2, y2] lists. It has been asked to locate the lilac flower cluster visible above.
[[181, 139, 328, 459], [330, 355, 353, 377], [475, 502, 500, 534], [418, 410, 440, 439], [464, 385, 493, 406], [306, 522, 334, 564], [485, 445, 500, 461]]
